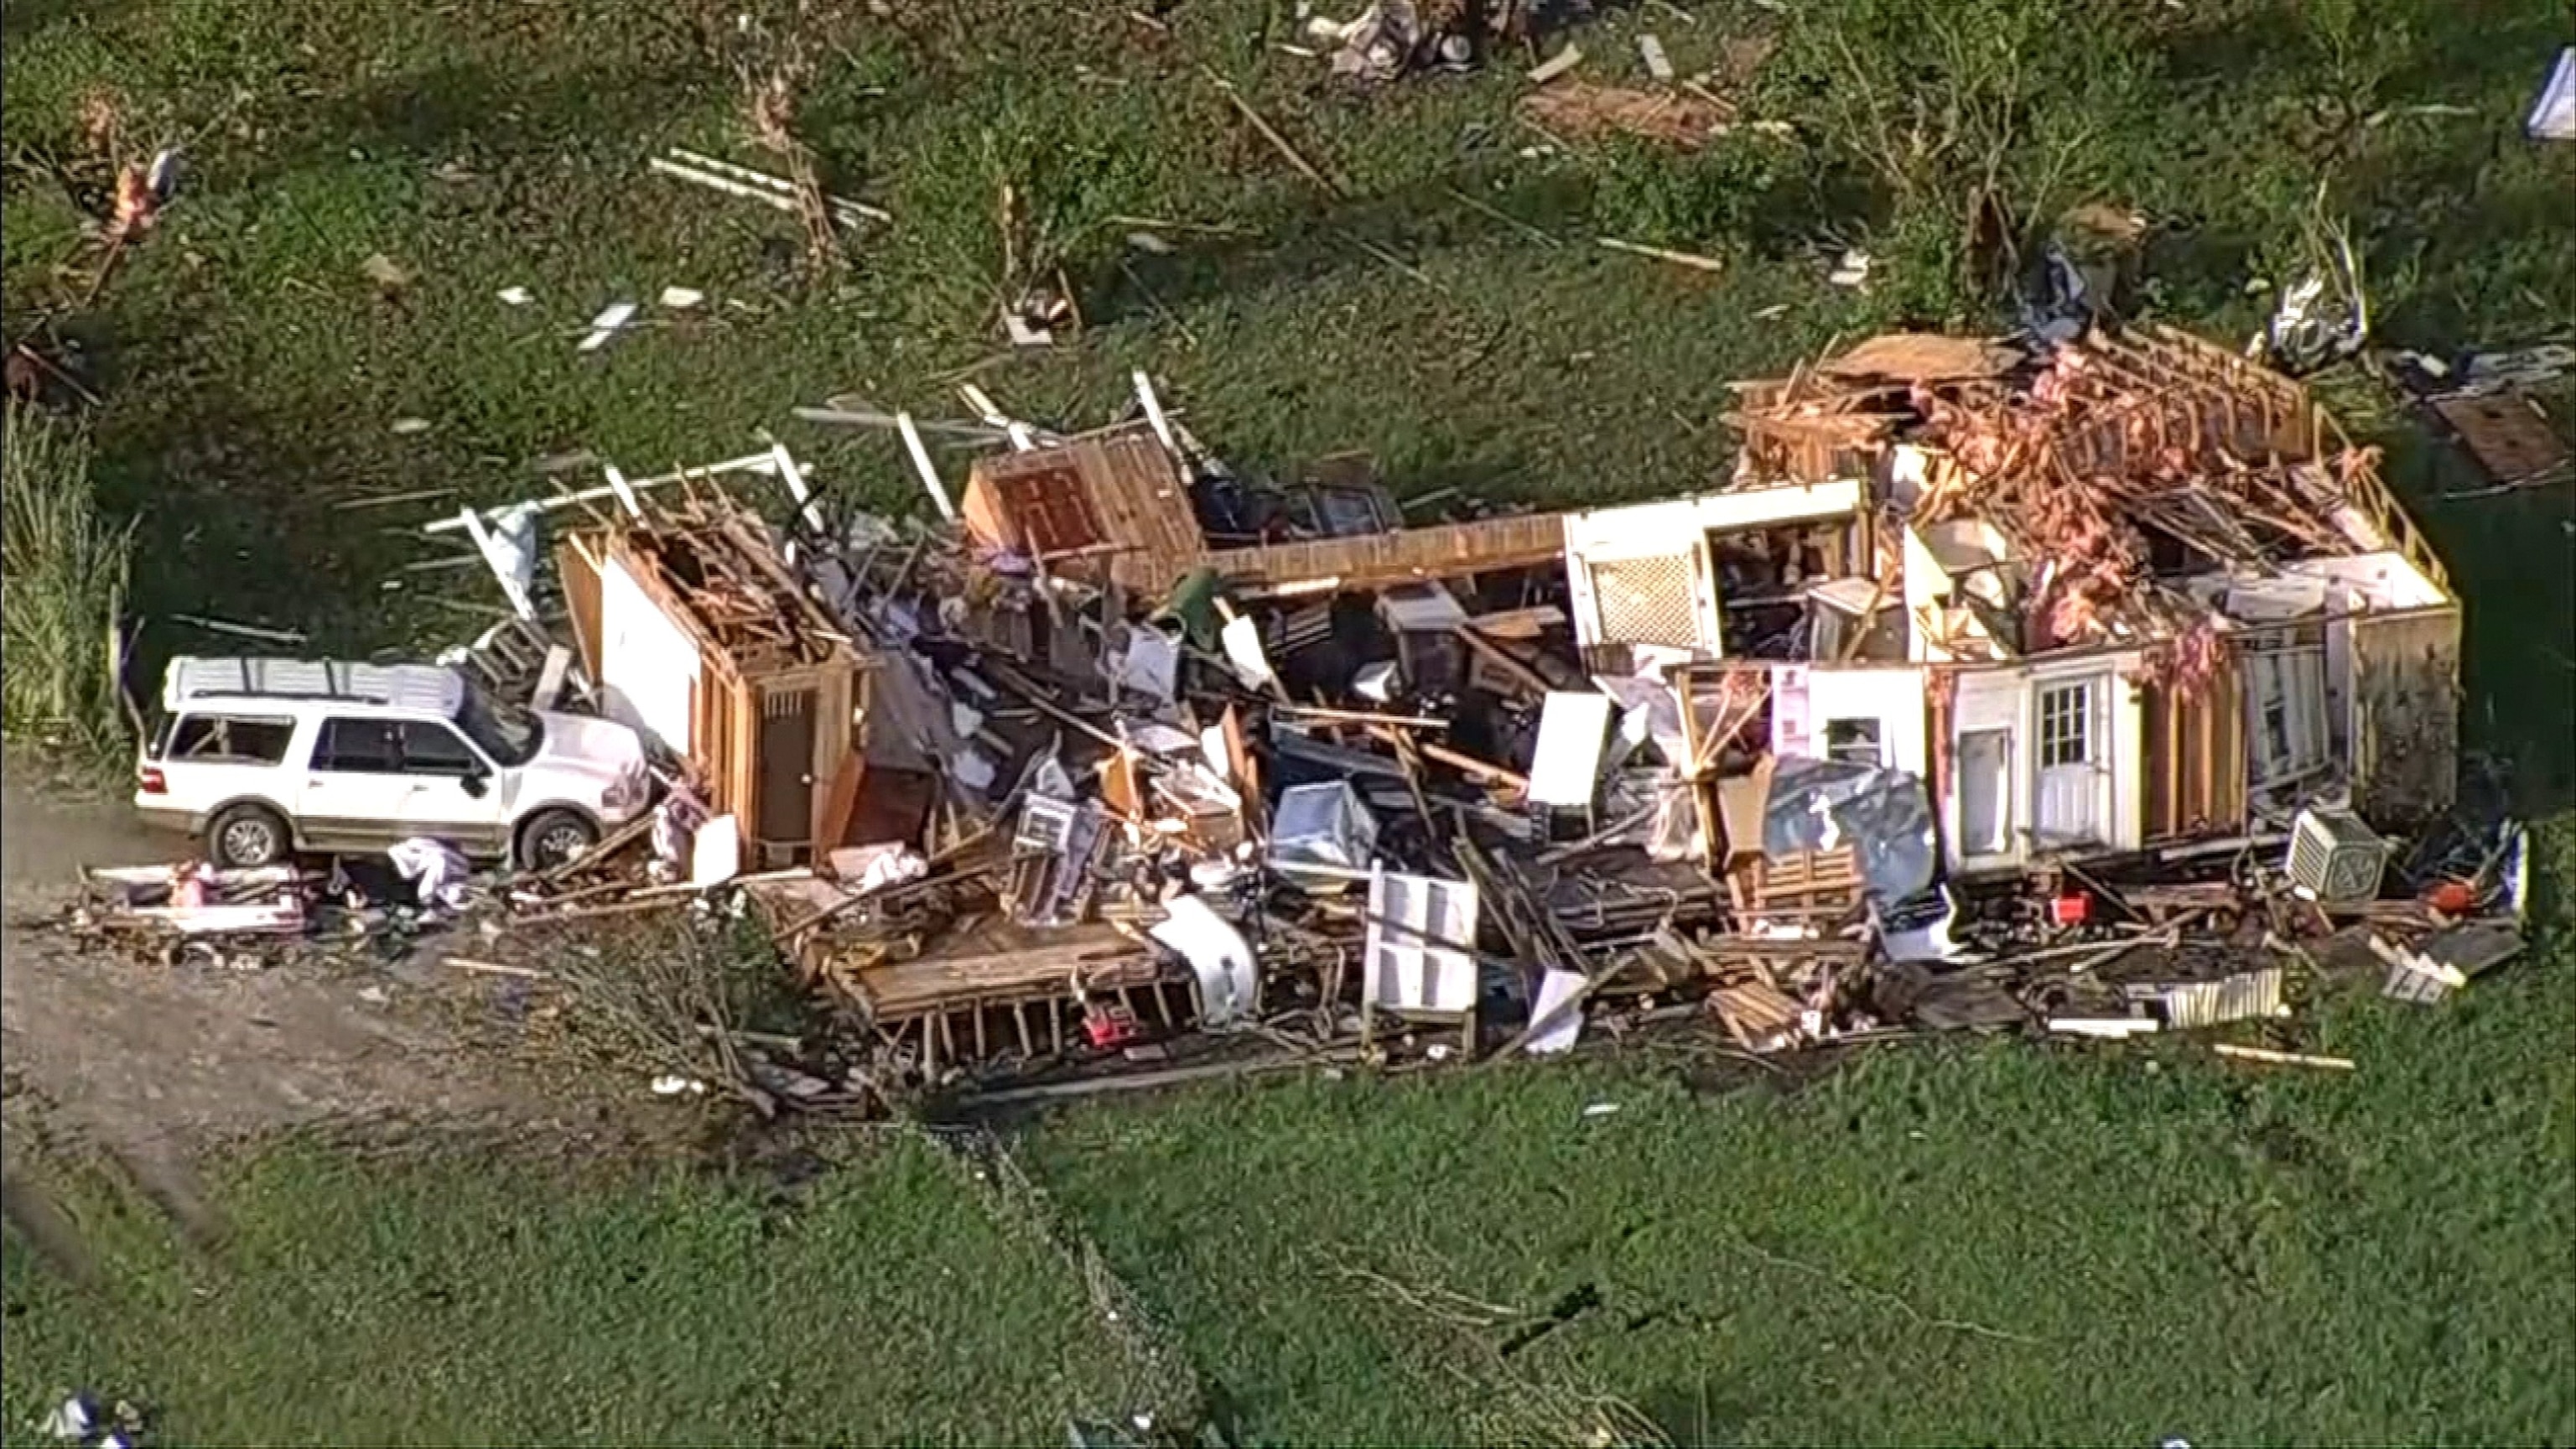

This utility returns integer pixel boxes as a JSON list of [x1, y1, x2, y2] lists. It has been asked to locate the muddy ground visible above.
[[0, 773, 661, 1263]]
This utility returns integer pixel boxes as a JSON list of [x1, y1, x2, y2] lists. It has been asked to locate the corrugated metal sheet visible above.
[[2127, 965, 2284, 1029]]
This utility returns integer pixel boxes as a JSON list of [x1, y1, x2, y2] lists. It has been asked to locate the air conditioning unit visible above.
[[2284, 808, 2387, 905]]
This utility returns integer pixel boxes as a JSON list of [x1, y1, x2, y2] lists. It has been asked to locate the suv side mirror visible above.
[[460, 770, 490, 799]]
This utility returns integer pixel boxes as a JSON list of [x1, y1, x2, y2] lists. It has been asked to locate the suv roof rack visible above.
[[163, 657, 464, 715]]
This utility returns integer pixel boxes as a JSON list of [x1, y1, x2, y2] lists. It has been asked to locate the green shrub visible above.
[[1587, 134, 1797, 254], [2, 400, 135, 756]]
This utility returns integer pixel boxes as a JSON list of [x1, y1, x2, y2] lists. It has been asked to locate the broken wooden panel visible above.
[[1208, 511, 1567, 594], [1727, 845, 1862, 918], [2431, 392, 2573, 488], [965, 425, 1204, 596], [1710, 978, 1802, 1050], [960, 460, 1109, 558], [2307, 402, 2450, 593], [557, 537, 605, 685], [2139, 659, 2246, 842], [843, 762, 937, 848], [2347, 606, 2461, 824], [844, 922, 1157, 1021], [1818, 333, 2022, 385]]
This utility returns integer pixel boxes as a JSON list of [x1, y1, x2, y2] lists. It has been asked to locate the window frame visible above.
[[2036, 682, 2092, 770], [1821, 716, 1886, 769], [166, 712, 299, 766], [309, 716, 403, 775], [395, 719, 492, 779]]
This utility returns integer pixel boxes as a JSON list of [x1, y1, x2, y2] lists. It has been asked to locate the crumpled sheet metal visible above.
[[1270, 781, 1379, 881]]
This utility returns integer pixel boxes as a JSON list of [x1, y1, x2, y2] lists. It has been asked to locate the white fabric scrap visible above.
[[832, 842, 928, 895], [689, 813, 741, 889], [654, 785, 710, 868], [2531, 45, 2576, 141], [1220, 614, 1275, 690], [43, 1396, 93, 1443], [387, 836, 470, 911]]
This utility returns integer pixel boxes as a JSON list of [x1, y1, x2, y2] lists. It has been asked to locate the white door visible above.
[[2032, 675, 2111, 847], [394, 719, 509, 851], [296, 716, 422, 851], [1957, 728, 2012, 857]]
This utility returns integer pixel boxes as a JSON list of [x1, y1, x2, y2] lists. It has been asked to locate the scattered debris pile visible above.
[[39, 1392, 146, 1449], [70, 321, 2523, 1111]]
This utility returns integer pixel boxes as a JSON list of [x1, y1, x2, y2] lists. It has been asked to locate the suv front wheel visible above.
[[206, 802, 292, 870], [516, 808, 600, 873]]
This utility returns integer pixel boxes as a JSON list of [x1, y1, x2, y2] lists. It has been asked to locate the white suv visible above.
[[135, 657, 652, 871]]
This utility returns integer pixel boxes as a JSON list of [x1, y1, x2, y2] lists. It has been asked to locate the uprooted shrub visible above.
[[2, 399, 134, 756]]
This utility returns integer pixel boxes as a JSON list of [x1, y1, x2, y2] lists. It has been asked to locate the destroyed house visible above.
[[1566, 326, 2460, 880], [555, 496, 911, 866], [462, 331, 2466, 1088]]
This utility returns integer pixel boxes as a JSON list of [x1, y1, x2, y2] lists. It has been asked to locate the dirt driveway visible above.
[[0, 776, 572, 1156]]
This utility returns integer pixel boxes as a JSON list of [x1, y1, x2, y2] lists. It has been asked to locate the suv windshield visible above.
[[454, 684, 543, 767]]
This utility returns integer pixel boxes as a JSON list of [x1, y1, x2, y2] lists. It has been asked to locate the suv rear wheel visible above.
[[516, 808, 599, 873], [206, 802, 291, 869]]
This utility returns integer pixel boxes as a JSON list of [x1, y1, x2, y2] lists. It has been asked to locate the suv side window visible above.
[[169, 714, 297, 764], [311, 717, 401, 773], [397, 720, 485, 777]]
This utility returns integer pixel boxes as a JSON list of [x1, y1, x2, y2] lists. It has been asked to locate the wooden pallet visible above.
[[1726, 845, 1864, 917]]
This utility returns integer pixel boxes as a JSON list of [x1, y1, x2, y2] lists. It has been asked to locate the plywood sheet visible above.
[[2349, 607, 2461, 823], [2432, 393, 2572, 486], [971, 426, 1205, 596]]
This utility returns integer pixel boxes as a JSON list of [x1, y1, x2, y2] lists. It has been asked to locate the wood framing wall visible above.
[[2140, 662, 2247, 841]]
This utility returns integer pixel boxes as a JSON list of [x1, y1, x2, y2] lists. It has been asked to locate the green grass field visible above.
[[4, 0, 2573, 1442]]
